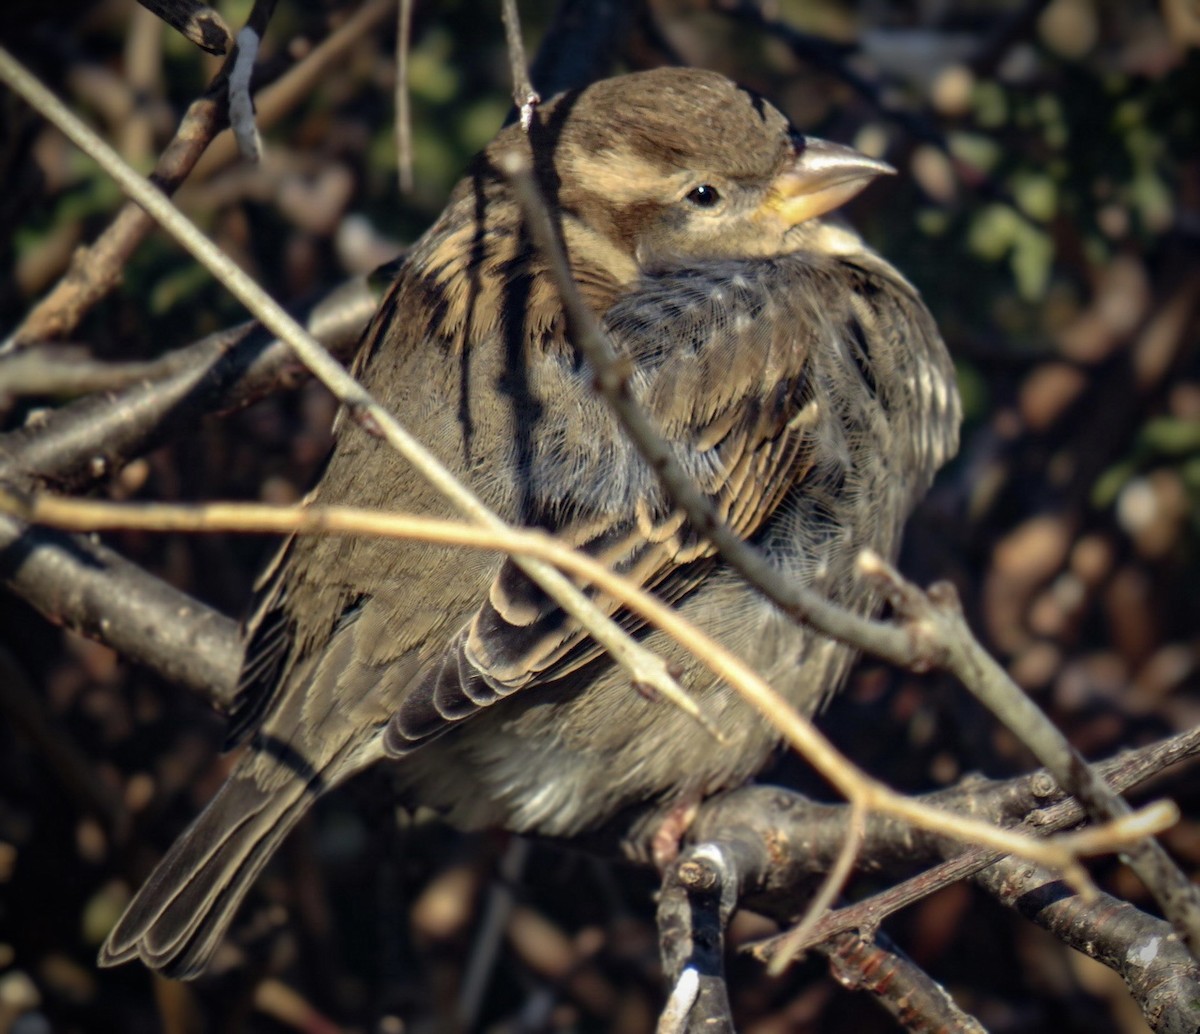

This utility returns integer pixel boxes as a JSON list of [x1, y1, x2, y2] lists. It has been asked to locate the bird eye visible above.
[[685, 184, 722, 208]]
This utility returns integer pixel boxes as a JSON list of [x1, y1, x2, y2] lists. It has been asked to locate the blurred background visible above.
[[0, 1, 1197, 1031]]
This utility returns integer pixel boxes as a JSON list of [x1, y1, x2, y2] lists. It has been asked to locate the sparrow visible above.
[[100, 67, 960, 978]]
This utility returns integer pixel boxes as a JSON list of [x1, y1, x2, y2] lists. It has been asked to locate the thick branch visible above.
[[656, 844, 745, 1034], [691, 725, 1200, 938], [690, 727, 1200, 1031], [0, 513, 239, 709], [0, 274, 379, 493], [978, 858, 1200, 1034], [819, 932, 987, 1033]]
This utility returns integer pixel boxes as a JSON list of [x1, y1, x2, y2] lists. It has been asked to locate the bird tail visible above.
[[98, 764, 315, 979]]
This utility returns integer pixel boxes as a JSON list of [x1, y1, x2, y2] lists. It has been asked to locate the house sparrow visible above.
[[100, 67, 960, 978]]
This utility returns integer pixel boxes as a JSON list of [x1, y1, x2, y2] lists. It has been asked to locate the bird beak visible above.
[[762, 138, 895, 228]]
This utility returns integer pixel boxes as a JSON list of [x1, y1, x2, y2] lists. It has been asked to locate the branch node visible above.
[[926, 578, 962, 613], [229, 26, 263, 163], [856, 547, 921, 615], [1031, 771, 1059, 799], [518, 91, 541, 132], [347, 402, 384, 438], [676, 857, 722, 894]]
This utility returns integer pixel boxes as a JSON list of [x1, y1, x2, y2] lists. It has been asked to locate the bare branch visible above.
[[767, 799, 866, 975], [135, 0, 233, 55], [3, 0, 279, 349], [0, 275, 379, 493], [744, 725, 1200, 958], [657, 844, 737, 1034], [500, 0, 540, 127], [0, 513, 240, 709], [977, 858, 1200, 1034], [188, 0, 395, 183], [7, 492, 1181, 884], [859, 551, 1200, 956], [819, 932, 988, 1033], [395, 0, 415, 195], [658, 838, 989, 1033]]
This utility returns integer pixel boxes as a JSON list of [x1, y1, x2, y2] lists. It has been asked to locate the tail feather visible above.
[[99, 769, 314, 979]]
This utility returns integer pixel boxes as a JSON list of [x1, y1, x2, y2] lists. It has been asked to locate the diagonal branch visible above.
[[3, 0, 278, 349]]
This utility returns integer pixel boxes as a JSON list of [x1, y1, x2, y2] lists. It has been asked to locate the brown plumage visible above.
[[100, 67, 960, 978]]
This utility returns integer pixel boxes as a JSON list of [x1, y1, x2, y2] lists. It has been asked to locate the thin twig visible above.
[[0, 275, 379, 492], [188, 0, 394, 183], [766, 798, 866, 975], [500, 0, 540, 127], [395, 0, 415, 194], [228, 26, 263, 162]]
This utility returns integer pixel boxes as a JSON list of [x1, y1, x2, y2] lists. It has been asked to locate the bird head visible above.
[[484, 67, 894, 272]]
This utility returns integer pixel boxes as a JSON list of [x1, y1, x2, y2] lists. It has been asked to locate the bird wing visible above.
[[233, 250, 951, 763], [382, 257, 827, 754]]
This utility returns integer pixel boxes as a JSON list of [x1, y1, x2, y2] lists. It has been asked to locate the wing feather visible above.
[[384, 258, 825, 754], [231, 249, 956, 765]]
